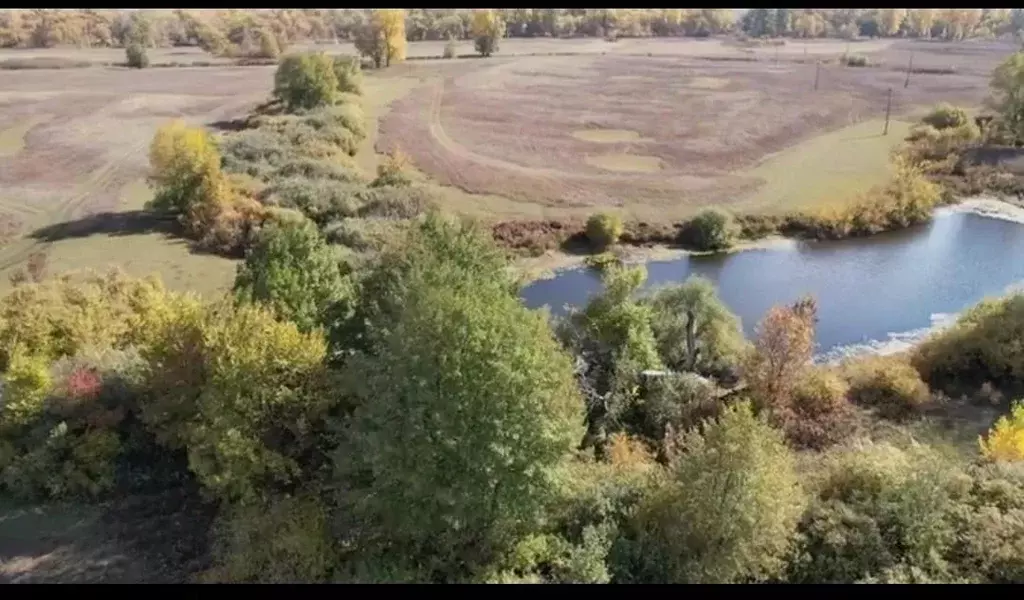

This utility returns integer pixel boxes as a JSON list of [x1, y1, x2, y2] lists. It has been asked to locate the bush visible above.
[[585, 212, 624, 250], [844, 355, 930, 419], [980, 402, 1024, 463], [776, 367, 855, 450], [263, 177, 365, 225], [357, 185, 436, 220], [205, 494, 334, 583], [0, 347, 150, 502], [641, 372, 721, 448], [0, 269, 174, 367], [147, 120, 224, 215], [922, 103, 970, 131], [331, 55, 363, 95], [233, 219, 351, 333], [788, 443, 966, 583], [138, 302, 333, 504], [841, 54, 868, 67], [271, 157, 364, 183], [443, 36, 458, 59], [323, 218, 410, 252], [126, 42, 149, 69], [372, 148, 413, 188], [913, 294, 1024, 396], [679, 209, 736, 251], [614, 402, 805, 583]]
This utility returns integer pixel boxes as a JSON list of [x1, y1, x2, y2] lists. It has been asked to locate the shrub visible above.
[[357, 185, 436, 220], [788, 443, 966, 583], [271, 157, 363, 183], [263, 177, 365, 225], [139, 302, 333, 504], [952, 463, 1024, 582], [777, 367, 854, 450], [0, 269, 174, 367], [641, 372, 721, 447], [845, 355, 930, 419], [614, 402, 805, 583], [0, 348, 150, 502], [744, 297, 817, 411], [922, 103, 970, 130], [980, 402, 1024, 463], [255, 28, 281, 60], [679, 208, 736, 251], [443, 35, 458, 59], [331, 55, 363, 95], [206, 494, 334, 583], [913, 294, 1024, 395], [841, 54, 868, 67], [126, 42, 149, 68], [324, 218, 409, 252], [372, 148, 413, 188], [585, 212, 624, 250]]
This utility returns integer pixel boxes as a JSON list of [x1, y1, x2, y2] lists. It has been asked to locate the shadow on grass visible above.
[[0, 487, 215, 584], [207, 118, 249, 132], [29, 210, 182, 243]]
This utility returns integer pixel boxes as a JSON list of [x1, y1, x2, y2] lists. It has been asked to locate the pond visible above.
[[520, 210, 1024, 359]]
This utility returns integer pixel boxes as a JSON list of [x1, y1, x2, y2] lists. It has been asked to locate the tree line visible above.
[[4, 9, 1020, 52]]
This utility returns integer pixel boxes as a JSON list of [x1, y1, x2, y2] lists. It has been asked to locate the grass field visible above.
[[0, 34, 1018, 584], [0, 36, 1015, 298]]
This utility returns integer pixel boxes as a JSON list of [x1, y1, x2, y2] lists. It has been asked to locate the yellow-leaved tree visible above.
[[980, 402, 1024, 462], [471, 9, 505, 57], [148, 119, 223, 215], [353, 9, 406, 68]]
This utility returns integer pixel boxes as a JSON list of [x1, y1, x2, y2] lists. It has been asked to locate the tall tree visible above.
[[332, 214, 585, 582]]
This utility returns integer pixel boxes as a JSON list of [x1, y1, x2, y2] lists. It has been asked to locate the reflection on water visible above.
[[520, 212, 1024, 353]]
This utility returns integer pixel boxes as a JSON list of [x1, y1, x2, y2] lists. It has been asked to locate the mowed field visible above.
[[0, 63, 275, 297], [0, 36, 1016, 301], [376, 37, 1012, 221]]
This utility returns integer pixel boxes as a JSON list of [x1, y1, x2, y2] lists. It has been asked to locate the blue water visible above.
[[521, 211, 1024, 354]]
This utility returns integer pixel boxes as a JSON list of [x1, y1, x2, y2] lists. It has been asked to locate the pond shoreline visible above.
[[518, 195, 1024, 363], [515, 195, 1024, 284]]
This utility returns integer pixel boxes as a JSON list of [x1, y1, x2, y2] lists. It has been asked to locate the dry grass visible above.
[[0, 60, 274, 296], [376, 38, 1013, 222]]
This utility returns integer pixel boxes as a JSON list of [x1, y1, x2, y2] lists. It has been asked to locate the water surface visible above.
[[521, 212, 1024, 355]]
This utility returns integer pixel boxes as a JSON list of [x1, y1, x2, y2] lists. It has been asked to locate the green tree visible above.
[[332, 214, 585, 582], [645, 276, 746, 375], [233, 219, 350, 334], [614, 402, 805, 583], [329, 211, 514, 359], [988, 52, 1024, 143], [562, 265, 661, 450], [273, 52, 339, 113]]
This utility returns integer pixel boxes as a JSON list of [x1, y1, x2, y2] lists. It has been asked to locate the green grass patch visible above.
[[741, 119, 913, 212]]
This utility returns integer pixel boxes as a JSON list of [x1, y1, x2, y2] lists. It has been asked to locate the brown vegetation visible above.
[[381, 40, 1007, 223]]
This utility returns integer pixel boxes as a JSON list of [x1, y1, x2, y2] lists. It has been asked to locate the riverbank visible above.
[[519, 195, 1024, 362]]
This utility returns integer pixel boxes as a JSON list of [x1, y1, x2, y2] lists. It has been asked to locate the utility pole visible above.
[[813, 61, 821, 91], [904, 51, 914, 88], [884, 87, 893, 135]]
